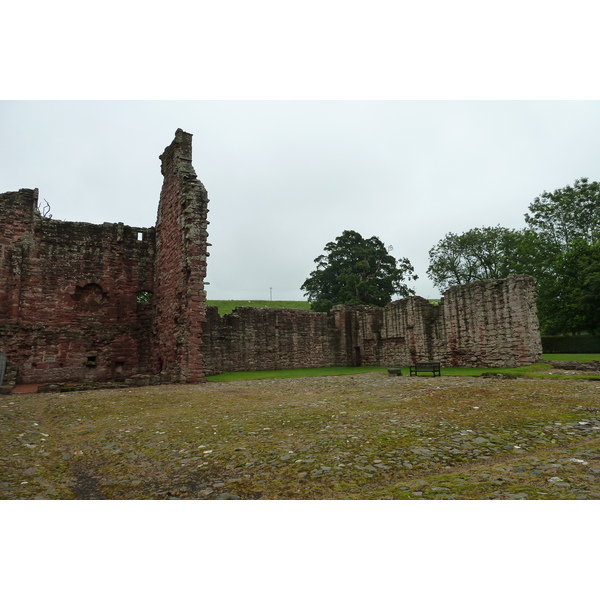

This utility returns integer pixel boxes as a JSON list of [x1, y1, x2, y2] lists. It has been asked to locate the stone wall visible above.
[[152, 129, 210, 383], [331, 275, 542, 369], [0, 129, 210, 386], [202, 306, 342, 375], [0, 188, 155, 384], [0, 130, 542, 387], [202, 275, 542, 373]]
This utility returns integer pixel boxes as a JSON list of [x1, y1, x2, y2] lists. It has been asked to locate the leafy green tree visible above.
[[301, 230, 417, 313], [525, 177, 600, 249], [427, 178, 600, 334], [539, 239, 600, 334], [524, 178, 600, 333], [427, 226, 523, 290]]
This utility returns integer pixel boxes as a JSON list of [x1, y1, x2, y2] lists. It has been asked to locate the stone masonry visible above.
[[201, 275, 542, 374], [152, 129, 210, 383], [0, 188, 155, 385], [0, 129, 209, 386], [0, 129, 542, 387]]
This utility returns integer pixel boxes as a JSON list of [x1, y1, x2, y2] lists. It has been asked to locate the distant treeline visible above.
[[542, 335, 600, 354]]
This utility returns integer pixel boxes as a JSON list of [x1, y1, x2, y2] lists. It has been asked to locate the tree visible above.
[[427, 226, 525, 291], [524, 178, 600, 333], [525, 177, 600, 249], [301, 230, 417, 313], [538, 239, 600, 335], [426, 179, 600, 334]]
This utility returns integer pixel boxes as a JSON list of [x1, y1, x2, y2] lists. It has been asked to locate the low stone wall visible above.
[[202, 306, 343, 375], [203, 275, 542, 375]]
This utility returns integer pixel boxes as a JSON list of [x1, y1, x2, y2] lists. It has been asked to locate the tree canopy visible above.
[[426, 178, 600, 335], [525, 177, 600, 249], [301, 230, 417, 313], [426, 226, 516, 290]]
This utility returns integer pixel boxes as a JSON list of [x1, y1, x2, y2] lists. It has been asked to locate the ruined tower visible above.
[[152, 129, 210, 383]]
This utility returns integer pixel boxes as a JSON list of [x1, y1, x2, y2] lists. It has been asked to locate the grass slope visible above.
[[207, 300, 311, 314]]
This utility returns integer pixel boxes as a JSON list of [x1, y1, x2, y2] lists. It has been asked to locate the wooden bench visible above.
[[409, 362, 441, 377]]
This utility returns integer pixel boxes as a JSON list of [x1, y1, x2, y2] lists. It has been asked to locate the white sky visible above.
[[3, 2, 600, 304], [3, 100, 600, 301]]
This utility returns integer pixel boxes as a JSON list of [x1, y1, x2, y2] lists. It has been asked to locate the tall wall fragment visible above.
[[0, 129, 210, 386], [152, 129, 210, 383]]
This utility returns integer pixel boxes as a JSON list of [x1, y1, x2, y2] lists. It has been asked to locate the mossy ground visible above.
[[2, 372, 599, 500]]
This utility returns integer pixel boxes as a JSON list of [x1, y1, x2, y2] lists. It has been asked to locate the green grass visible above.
[[542, 353, 600, 361], [206, 299, 441, 314], [206, 357, 599, 383], [207, 366, 390, 381], [206, 300, 311, 314]]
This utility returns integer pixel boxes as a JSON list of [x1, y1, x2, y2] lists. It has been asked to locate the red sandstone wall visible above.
[[435, 275, 542, 367], [0, 133, 541, 387], [334, 297, 440, 367], [0, 189, 38, 320], [0, 189, 156, 384], [338, 275, 542, 369], [202, 306, 342, 375], [201, 276, 541, 376], [152, 129, 209, 383]]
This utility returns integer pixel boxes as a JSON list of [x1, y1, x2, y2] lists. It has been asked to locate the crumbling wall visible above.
[[0, 188, 155, 384], [332, 296, 439, 367], [435, 275, 542, 367], [152, 129, 210, 383], [202, 306, 342, 375], [0, 129, 211, 386], [332, 275, 542, 369], [202, 276, 541, 374]]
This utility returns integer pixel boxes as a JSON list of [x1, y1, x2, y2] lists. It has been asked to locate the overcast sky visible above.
[[2, 100, 600, 301]]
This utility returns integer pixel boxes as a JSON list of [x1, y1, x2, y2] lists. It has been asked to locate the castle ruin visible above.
[[0, 130, 542, 387]]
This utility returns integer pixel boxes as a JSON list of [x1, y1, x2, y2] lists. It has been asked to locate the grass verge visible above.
[[542, 353, 600, 362], [207, 300, 311, 314], [206, 359, 599, 383]]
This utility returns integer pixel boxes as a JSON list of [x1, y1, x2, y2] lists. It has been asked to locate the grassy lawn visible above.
[[207, 356, 600, 383], [542, 353, 600, 362], [206, 299, 441, 314], [207, 300, 311, 314]]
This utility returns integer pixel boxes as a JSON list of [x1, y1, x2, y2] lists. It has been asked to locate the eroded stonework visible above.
[[201, 275, 542, 374], [0, 130, 208, 385], [0, 130, 542, 387]]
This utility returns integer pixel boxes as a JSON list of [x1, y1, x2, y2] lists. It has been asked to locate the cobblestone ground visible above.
[[1, 373, 599, 499]]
